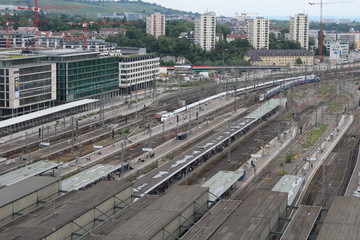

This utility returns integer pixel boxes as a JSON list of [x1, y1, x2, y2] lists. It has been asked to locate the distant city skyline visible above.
[[149, 0, 360, 20]]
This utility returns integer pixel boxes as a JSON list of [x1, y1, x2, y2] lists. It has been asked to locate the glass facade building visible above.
[[40, 50, 119, 104]]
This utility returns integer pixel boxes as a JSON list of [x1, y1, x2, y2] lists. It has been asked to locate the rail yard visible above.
[[0, 65, 359, 240]]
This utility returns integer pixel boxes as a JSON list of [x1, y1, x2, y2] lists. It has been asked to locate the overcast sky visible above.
[[149, 0, 360, 19]]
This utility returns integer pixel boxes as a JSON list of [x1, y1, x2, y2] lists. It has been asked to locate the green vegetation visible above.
[[316, 85, 333, 97], [107, 20, 252, 65], [269, 33, 302, 49], [328, 94, 349, 113], [285, 153, 294, 163], [278, 170, 288, 176], [302, 124, 327, 149], [0, 0, 194, 18], [290, 89, 307, 99]]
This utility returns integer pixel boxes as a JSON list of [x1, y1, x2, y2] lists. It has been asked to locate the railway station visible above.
[[133, 98, 285, 196]]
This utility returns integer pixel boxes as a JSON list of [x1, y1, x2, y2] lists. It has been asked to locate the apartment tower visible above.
[[146, 12, 166, 38], [247, 17, 270, 49], [290, 13, 309, 49], [195, 12, 217, 51]]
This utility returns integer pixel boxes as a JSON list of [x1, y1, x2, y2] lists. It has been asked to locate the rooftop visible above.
[[317, 196, 360, 240], [209, 190, 288, 240], [202, 170, 245, 202], [272, 175, 304, 205], [0, 161, 60, 187], [245, 49, 313, 61], [61, 164, 122, 192], [246, 98, 286, 119], [281, 205, 321, 240], [0, 181, 132, 240], [100, 185, 208, 240], [0, 99, 98, 129], [0, 176, 59, 207]]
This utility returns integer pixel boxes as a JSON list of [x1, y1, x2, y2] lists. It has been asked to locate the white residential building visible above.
[[146, 12, 166, 38], [247, 17, 270, 50], [289, 13, 309, 49], [195, 12, 217, 51]]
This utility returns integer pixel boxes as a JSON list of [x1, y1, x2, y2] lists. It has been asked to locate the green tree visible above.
[[295, 58, 303, 64]]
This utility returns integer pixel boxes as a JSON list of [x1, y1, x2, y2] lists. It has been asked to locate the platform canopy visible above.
[[272, 174, 304, 205], [246, 98, 286, 119], [0, 160, 60, 187], [0, 99, 98, 129], [61, 164, 121, 192], [202, 170, 244, 202]]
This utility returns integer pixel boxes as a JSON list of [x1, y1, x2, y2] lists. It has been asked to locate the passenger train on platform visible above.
[[160, 74, 320, 122]]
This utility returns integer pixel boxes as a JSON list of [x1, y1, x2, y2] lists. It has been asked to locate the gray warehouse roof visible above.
[[0, 181, 132, 240], [0, 176, 59, 207], [209, 190, 288, 240], [317, 196, 360, 240], [100, 185, 208, 240]]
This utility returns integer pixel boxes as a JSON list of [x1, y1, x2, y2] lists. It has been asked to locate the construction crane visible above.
[[309, 1, 350, 62], [0, 12, 28, 48], [67, 21, 138, 50]]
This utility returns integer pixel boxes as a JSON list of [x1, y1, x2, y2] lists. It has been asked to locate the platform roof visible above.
[[0, 99, 98, 129], [209, 190, 288, 240], [317, 196, 360, 240], [0, 160, 60, 187], [272, 175, 304, 205], [202, 170, 245, 202], [133, 118, 256, 195], [0, 176, 59, 207], [246, 98, 286, 119], [101, 186, 208, 240], [0, 181, 132, 240], [61, 164, 121, 192], [281, 205, 322, 240]]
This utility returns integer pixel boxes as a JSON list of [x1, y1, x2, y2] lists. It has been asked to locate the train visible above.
[[259, 74, 320, 101], [160, 74, 320, 122]]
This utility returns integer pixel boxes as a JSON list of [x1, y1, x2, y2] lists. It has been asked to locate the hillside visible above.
[[0, 0, 195, 18]]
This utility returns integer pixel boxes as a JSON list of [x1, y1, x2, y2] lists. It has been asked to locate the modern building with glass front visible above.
[[0, 51, 56, 120], [39, 49, 119, 104]]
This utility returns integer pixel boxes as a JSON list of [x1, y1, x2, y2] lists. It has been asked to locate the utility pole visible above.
[[227, 121, 231, 162]]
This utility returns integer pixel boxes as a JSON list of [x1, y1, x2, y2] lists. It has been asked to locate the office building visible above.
[[39, 49, 119, 104], [195, 12, 217, 51], [247, 17, 270, 49], [146, 12, 166, 38], [290, 13, 309, 49], [118, 53, 160, 94], [0, 51, 56, 120]]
